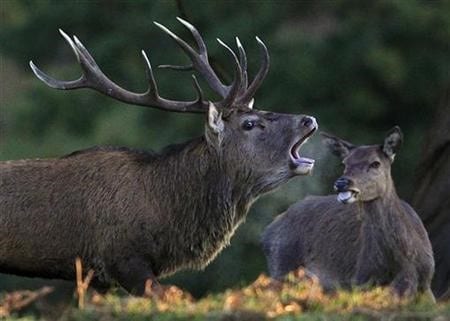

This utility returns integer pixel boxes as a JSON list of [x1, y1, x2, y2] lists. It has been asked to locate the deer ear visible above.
[[207, 102, 224, 134], [382, 126, 403, 162], [321, 132, 355, 159], [206, 102, 225, 147]]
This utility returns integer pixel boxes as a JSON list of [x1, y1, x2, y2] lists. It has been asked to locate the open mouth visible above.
[[289, 127, 317, 174], [337, 189, 359, 204]]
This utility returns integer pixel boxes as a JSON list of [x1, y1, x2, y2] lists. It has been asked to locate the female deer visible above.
[[261, 127, 434, 300]]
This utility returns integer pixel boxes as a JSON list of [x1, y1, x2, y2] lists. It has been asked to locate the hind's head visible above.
[[322, 127, 403, 204]]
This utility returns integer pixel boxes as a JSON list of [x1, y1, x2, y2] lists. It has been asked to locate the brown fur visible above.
[[0, 107, 317, 295], [261, 127, 434, 298]]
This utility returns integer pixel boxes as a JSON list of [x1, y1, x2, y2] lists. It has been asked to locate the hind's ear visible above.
[[382, 126, 403, 162], [321, 132, 355, 159]]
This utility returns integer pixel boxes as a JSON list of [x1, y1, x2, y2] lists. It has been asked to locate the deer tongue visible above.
[[337, 191, 355, 204], [293, 156, 315, 165]]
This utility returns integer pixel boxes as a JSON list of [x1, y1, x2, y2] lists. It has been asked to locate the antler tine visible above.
[[29, 29, 88, 90], [237, 36, 270, 105], [140, 50, 159, 98], [154, 20, 230, 99], [158, 64, 193, 71], [235, 37, 248, 93], [191, 74, 205, 103], [29, 60, 84, 90], [59, 29, 80, 62], [72, 35, 100, 70], [216, 38, 243, 108], [156, 18, 209, 75], [157, 17, 209, 74], [30, 29, 106, 91], [176, 17, 208, 57]]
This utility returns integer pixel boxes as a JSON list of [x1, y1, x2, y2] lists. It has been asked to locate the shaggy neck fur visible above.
[[356, 177, 412, 281], [137, 137, 275, 276]]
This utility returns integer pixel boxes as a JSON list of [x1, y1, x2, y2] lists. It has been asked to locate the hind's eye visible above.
[[370, 161, 381, 169], [242, 119, 255, 130]]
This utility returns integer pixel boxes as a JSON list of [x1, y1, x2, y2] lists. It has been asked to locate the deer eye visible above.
[[369, 161, 381, 169], [242, 119, 256, 130]]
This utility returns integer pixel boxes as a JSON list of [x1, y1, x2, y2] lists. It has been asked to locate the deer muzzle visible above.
[[334, 177, 359, 204], [289, 116, 318, 175]]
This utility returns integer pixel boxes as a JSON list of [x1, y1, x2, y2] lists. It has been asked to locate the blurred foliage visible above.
[[0, 0, 449, 298]]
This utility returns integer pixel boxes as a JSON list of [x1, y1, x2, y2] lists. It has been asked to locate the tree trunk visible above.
[[413, 89, 450, 299]]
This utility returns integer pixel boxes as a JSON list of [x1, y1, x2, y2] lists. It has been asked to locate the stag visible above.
[[0, 18, 318, 295], [261, 127, 434, 299]]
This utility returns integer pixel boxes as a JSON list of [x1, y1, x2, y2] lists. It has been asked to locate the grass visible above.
[[1, 270, 449, 321]]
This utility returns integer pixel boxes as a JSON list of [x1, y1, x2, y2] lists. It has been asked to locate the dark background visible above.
[[1, 0, 449, 298]]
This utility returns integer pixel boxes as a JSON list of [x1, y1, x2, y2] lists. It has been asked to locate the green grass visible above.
[[1, 272, 449, 321]]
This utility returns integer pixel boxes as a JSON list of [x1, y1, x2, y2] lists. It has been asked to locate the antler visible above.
[[158, 18, 270, 107], [29, 18, 269, 113], [236, 36, 270, 105]]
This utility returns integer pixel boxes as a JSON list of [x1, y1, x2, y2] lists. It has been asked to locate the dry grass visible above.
[[1, 269, 449, 321], [0, 286, 53, 318]]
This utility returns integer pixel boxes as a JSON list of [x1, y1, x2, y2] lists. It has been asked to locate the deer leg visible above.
[[417, 261, 436, 302], [113, 257, 159, 296], [423, 288, 436, 303], [390, 269, 418, 298], [268, 259, 297, 281], [352, 254, 383, 287], [90, 278, 112, 294], [266, 246, 303, 281], [352, 266, 375, 287]]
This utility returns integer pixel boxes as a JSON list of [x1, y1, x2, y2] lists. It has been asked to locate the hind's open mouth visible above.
[[289, 127, 317, 175], [337, 189, 359, 204]]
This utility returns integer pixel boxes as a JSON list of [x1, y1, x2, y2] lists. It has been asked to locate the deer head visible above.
[[30, 18, 318, 185], [322, 126, 403, 204]]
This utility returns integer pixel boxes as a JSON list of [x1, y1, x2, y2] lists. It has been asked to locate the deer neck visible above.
[[357, 180, 411, 272], [153, 136, 257, 226], [360, 177, 401, 220], [360, 193, 403, 226], [144, 137, 261, 273]]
